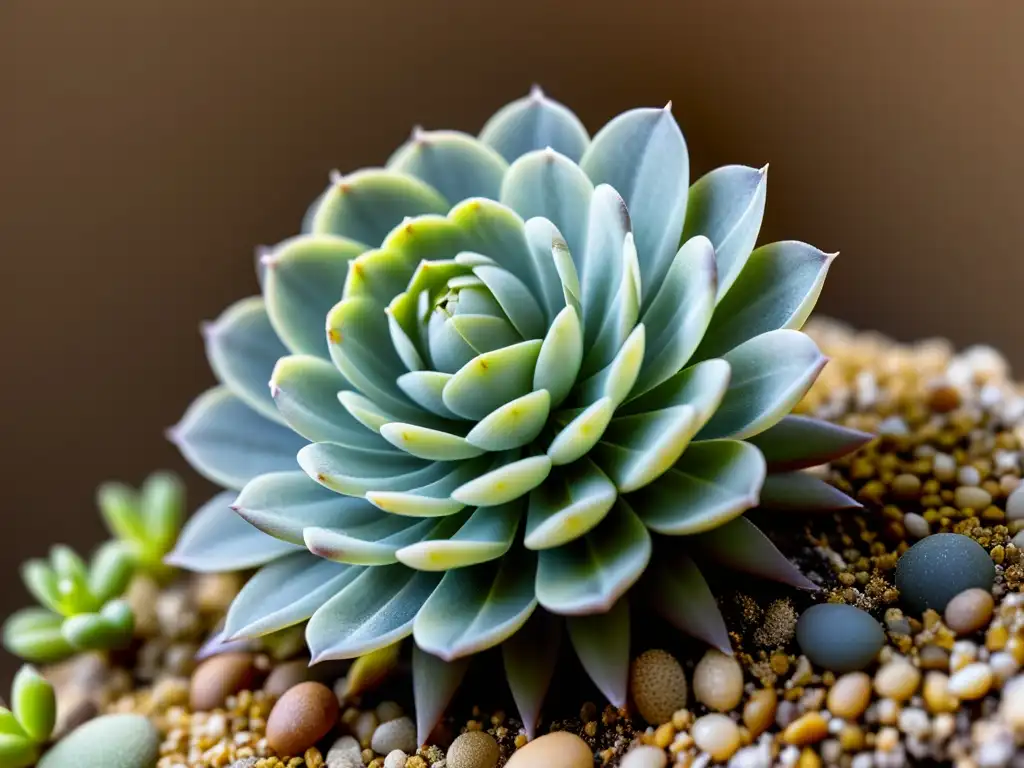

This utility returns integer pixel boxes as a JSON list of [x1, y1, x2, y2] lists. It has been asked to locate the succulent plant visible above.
[[0, 665, 57, 768], [3, 544, 135, 663], [97, 471, 185, 581], [168, 88, 870, 738]]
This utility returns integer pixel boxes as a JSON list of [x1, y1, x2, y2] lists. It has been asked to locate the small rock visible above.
[[384, 751, 408, 768], [372, 716, 417, 755], [693, 650, 744, 712], [943, 588, 994, 636], [193, 572, 243, 614], [228, 759, 260, 768], [629, 649, 688, 725], [376, 701, 405, 724], [266, 681, 339, 756], [827, 672, 872, 720], [155, 587, 201, 640], [354, 710, 379, 747], [189, 652, 258, 711], [781, 712, 828, 746], [620, 744, 668, 768], [903, 513, 930, 540], [947, 663, 993, 700], [895, 534, 995, 614], [326, 735, 363, 768], [505, 732, 591, 768], [1006, 486, 1024, 521], [264, 658, 313, 698], [743, 688, 778, 737], [692, 713, 742, 761], [796, 604, 885, 672], [954, 485, 991, 512], [999, 676, 1024, 728], [446, 731, 499, 768], [38, 714, 159, 768], [874, 659, 921, 702], [922, 672, 958, 714]]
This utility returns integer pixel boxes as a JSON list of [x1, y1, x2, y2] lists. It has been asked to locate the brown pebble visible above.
[[447, 731, 499, 768], [505, 732, 591, 768], [943, 589, 995, 636], [928, 386, 960, 413], [266, 681, 339, 756], [629, 649, 688, 725], [782, 712, 828, 746], [264, 659, 313, 698], [827, 672, 871, 720], [742, 688, 777, 737], [189, 652, 257, 711]]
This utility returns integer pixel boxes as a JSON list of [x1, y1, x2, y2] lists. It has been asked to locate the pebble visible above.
[[326, 736, 363, 768], [265, 681, 339, 756], [827, 672, 872, 720], [264, 658, 314, 698], [189, 652, 258, 711], [894, 534, 996, 614], [796, 604, 885, 672], [903, 513, 930, 540], [781, 712, 828, 746], [505, 732, 592, 768], [1006, 486, 1024, 521], [693, 650, 744, 712], [947, 663, 993, 700], [376, 701, 405, 723], [743, 688, 778, 737], [620, 745, 667, 768], [446, 731, 499, 768], [922, 672, 958, 714], [874, 659, 920, 701], [630, 649, 688, 725], [943, 588, 995, 635], [372, 716, 417, 755], [999, 675, 1024, 729], [37, 714, 159, 768], [384, 751, 408, 768], [691, 713, 741, 761]]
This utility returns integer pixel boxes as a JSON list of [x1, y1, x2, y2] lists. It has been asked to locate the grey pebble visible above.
[[38, 714, 160, 768], [384, 751, 408, 768], [372, 716, 417, 756], [228, 760, 260, 768], [796, 604, 884, 672], [895, 533, 995, 614], [326, 735, 363, 768]]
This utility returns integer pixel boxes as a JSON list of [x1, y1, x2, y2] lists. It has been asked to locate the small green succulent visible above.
[[97, 471, 185, 581], [168, 88, 870, 739], [0, 665, 56, 768], [3, 544, 135, 663]]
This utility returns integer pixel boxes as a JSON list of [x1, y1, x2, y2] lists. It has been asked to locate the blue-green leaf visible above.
[[746, 415, 872, 472], [566, 597, 630, 708], [694, 517, 817, 590], [526, 460, 617, 550], [759, 471, 861, 510], [593, 404, 701, 493], [451, 454, 552, 508], [577, 185, 629, 356], [534, 306, 584, 409], [502, 608, 561, 739], [412, 645, 471, 746], [479, 87, 590, 163], [397, 502, 522, 571], [388, 130, 508, 204], [297, 442, 442, 497], [303, 514, 467, 566], [442, 340, 543, 421], [646, 552, 731, 653], [466, 390, 551, 452]]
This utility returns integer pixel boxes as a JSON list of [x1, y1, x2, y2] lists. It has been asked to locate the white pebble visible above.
[[850, 753, 874, 768], [1013, 530, 1024, 550], [692, 713, 742, 762], [991, 652, 1021, 684], [903, 513, 930, 540], [933, 453, 957, 482], [954, 485, 991, 511], [897, 708, 930, 738], [957, 466, 981, 487], [947, 663, 993, 700], [994, 450, 1020, 474], [778, 745, 800, 767], [693, 651, 744, 712], [878, 416, 909, 436], [1006, 486, 1024, 522], [999, 675, 1024, 729], [619, 745, 667, 768], [384, 751, 408, 768]]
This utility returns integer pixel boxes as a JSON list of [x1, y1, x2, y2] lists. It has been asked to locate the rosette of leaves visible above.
[[0, 665, 56, 768], [167, 88, 870, 738], [3, 544, 135, 663], [97, 471, 185, 581]]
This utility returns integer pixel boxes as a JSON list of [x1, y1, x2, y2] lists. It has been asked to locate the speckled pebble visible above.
[[446, 731, 499, 768], [944, 588, 995, 635], [38, 714, 159, 768], [796, 604, 884, 672], [693, 650, 743, 712], [895, 534, 995, 614], [505, 732, 591, 768], [266, 681, 339, 756], [326, 735, 363, 768], [629, 649, 688, 725], [619, 744, 668, 768], [691, 713, 741, 761], [384, 751, 408, 768], [372, 716, 417, 756]]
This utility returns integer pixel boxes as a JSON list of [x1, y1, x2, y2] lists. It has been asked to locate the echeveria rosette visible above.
[[168, 89, 871, 738]]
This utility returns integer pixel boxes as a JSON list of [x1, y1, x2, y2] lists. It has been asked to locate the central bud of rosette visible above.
[[298, 190, 713, 571]]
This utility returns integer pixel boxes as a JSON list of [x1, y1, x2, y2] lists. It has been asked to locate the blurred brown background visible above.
[[1, 0, 1023, 679]]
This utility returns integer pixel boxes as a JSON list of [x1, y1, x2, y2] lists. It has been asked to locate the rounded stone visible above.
[[446, 730, 500, 768], [263, 659, 313, 698], [947, 663, 994, 700], [629, 649, 688, 725], [371, 716, 417, 755], [944, 588, 995, 636], [265, 681, 339, 756], [38, 714, 159, 768], [692, 650, 744, 712], [895, 534, 995, 615], [691, 713, 742, 761], [827, 672, 872, 720], [795, 604, 884, 672], [189, 652, 258, 711], [383, 751, 407, 768], [1007, 485, 1024, 521], [505, 731, 592, 768], [874, 659, 921, 702], [620, 744, 668, 768]]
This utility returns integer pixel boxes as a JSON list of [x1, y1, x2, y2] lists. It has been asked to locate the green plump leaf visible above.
[[388, 130, 509, 205], [0, 733, 38, 768], [139, 471, 185, 558], [0, 709, 27, 738], [96, 483, 146, 551], [87, 541, 134, 605], [694, 241, 835, 360], [566, 597, 630, 708], [451, 455, 552, 508], [479, 86, 590, 164], [442, 341, 544, 421], [680, 164, 768, 299], [379, 422, 485, 461], [11, 665, 55, 743], [61, 600, 133, 652], [170, 388, 307, 492], [547, 398, 615, 467], [581, 105, 689, 305], [697, 330, 826, 441], [396, 502, 522, 571], [2, 609, 74, 664], [745, 415, 873, 472], [466, 390, 551, 452], [525, 459, 617, 550], [204, 296, 289, 423], [19, 561, 61, 617], [166, 491, 301, 572]]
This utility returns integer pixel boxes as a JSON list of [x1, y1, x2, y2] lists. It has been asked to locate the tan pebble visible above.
[[630, 649, 688, 725], [950, 641, 978, 672], [742, 688, 777, 737], [653, 722, 674, 749], [620, 744, 668, 768], [505, 732, 592, 768], [923, 672, 959, 713], [986, 624, 1010, 652], [955, 486, 992, 511], [839, 724, 864, 751], [691, 713, 741, 761], [947, 663, 994, 700], [876, 727, 899, 752], [798, 747, 822, 768], [999, 676, 1024, 728], [265, 681, 339, 756], [354, 710, 379, 747], [189, 653, 258, 711], [918, 644, 950, 671], [876, 698, 900, 726], [827, 672, 871, 720], [446, 730, 499, 768], [692, 650, 743, 712], [873, 660, 920, 701], [781, 712, 828, 746], [990, 651, 1021, 683], [944, 589, 995, 636], [376, 701, 404, 724], [263, 659, 313, 699]]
